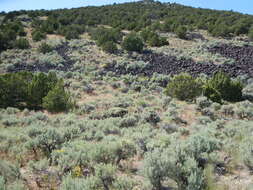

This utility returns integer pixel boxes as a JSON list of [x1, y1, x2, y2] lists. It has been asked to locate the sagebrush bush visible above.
[[38, 42, 53, 54], [142, 150, 167, 190], [165, 73, 202, 101], [0, 160, 21, 183], [94, 163, 116, 190]]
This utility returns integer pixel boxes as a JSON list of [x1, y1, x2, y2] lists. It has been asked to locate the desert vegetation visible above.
[[1, 0, 253, 189]]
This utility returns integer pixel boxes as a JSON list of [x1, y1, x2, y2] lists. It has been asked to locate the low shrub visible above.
[[140, 29, 168, 47], [42, 81, 74, 113], [204, 71, 243, 103], [175, 26, 187, 39], [142, 108, 160, 124], [94, 163, 116, 190], [165, 73, 202, 101], [38, 42, 53, 54], [14, 38, 30, 49], [101, 41, 118, 54], [122, 33, 144, 52], [32, 30, 46, 41], [249, 27, 253, 41]]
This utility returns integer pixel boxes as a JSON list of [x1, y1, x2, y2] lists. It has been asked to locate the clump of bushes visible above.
[[165, 72, 243, 103], [140, 28, 168, 47], [101, 41, 118, 54], [142, 133, 220, 190], [204, 71, 243, 103], [90, 28, 121, 53], [43, 81, 73, 113], [14, 38, 30, 49], [248, 27, 253, 41], [38, 42, 53, 54], [122, 33, 144, 52], [175, 26, 187, 39], [32, 30, 46, 41], [165, 73, 202, 101], [0, 21, 27, 52], [0, 71, 73, 112]]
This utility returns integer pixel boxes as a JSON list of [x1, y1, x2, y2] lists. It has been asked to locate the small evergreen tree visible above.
[[32, 30, 46, 41], [204, 71, 243, 102], [122, 33, 144, 52], [175, 26, 187, 39], [101, 41, 118, 54], [42, 81, 73, 113], [15, 38, 30, 49], [165, 73, 202, 101], [28, 73, 52, 107], [248, 27, 253, 41]]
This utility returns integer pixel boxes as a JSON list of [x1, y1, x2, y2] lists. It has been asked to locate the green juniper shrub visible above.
[[38, 42, 53, 54], [209, 23, 231, 37], [140, 29, 168, 47], [90, 27, 121, 53], [14, 38, 30, 49], [101, 41, 118, 54], [203, 71, 243, 103], [122, 33, 144, 52], [32, 30, 46, 42], [27, 72, 58, 108], [0, 71, 33, 108], [148, 34, 168, 47], [165, 73, 202, 101], [175, 26, 187, 39], [248, 27, 253, 41], [42, 80, 74, 113], [0, 71, 69, 112], [65, 30, 79, 40]]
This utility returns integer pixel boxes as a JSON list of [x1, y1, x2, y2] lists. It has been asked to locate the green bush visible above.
[[95, 164, 116, 190], [14, 38, 30, 49], [122, 33, 144, 52], [90, 28, 121, 53], [140, 29, 168, 47], [148, 34, 168, 47], [65, 30, 79, 40], [0, 71, 33, 108], [209, 24, 231, 37], [32, 30, 46, 41], [204, 71, 243, 103], [42, 81, 74, 113], [0, 71, 70, 112], [142, 150, 167, 190], [0, 160, 21, 183], [165, 73, 202, 101], [101, 41, 118, 54], [248, 27, 253, 41], [175, 26, 187, 39], [28, 72, 58, 108], [38, 42, 53, 54]]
